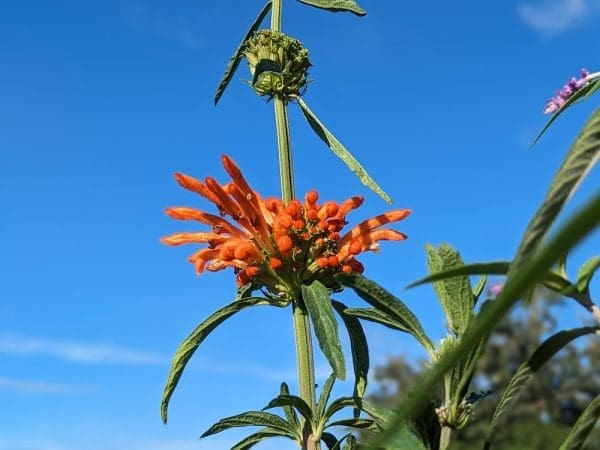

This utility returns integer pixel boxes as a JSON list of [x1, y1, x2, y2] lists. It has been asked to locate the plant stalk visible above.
[[439, 426, 452, 450], [271, 1, 318, 447]]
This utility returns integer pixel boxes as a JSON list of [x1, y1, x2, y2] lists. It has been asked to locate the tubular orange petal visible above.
[[339, 209, 411, 246], [174, 173, 221, 205], [160, 232, 225, 247], [165, 208, 246, 237]]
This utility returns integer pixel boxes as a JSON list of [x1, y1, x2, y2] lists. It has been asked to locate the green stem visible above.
[[439, 426, 452, 450], [271, 1, 318, 447]]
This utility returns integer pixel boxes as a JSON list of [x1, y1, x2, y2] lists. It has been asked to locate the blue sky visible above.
[[1, 1, 599, 449]]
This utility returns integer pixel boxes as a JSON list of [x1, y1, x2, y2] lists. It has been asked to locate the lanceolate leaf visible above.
[[201, 411, 298, 439], [161, 297, 271, 423], [295, 96, 392, 204], [343, 307, 411, 333], [332, 300, 369, 401], [263, 394, 313, 425], [407, 262, 510, 289], [473, 275, 488, 304], [325, 418, 379, 431], [577, 255, 600, 295], [316, 374, 337, 422], [231, 428, 294, 450], [302, 281, 346, 380], [531, 78, 600, 147], [296, 0, 366, 16], [485, 326, 600, 449], [279, 383, 299, 427], [426, 244, 474, 335], [558, 394, 600, 450], [512, 108, 600, 273], [213, 1, 272, 105], [336, 273, 435, 354], [374, 192, 600, 447]]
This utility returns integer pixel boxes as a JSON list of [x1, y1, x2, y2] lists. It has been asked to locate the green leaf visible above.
[[279, 382, 299, 428], [161, 297, 271, 423], [426, 244, 474, 335], [325, 418, 379, 431], [321, 432, 339, 449], [513, 108, 600, 273], [231, 427, 294, 450], [201, 411, 298, 439], [302, 281, 346, 380], [336, 273, 436, 354], [316, 374, 337, 423], [296, 0, 366, 16], [263, 394, 313, 425], [473, 275, 488, 304], [559, 394, 600, 450], [531, 78, 600, 147], [343, 307, 411, 333], [295, 96, 392, 204], [407, 261, 510, 289], [322, 397, 356, 424], [485, 326, 600, 449], [213, 1, 272, 105], [374, 191, 600, 447], [332, 300, 369, 402], [577, 255, 600, 295]]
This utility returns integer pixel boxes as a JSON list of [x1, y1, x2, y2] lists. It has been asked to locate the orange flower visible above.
[[161, 155, 410, 295]]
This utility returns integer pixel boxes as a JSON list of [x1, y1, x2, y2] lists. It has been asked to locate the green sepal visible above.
[[213, 2, 272, 105], [161, 297, 272, 423], [295, 96, 392, 204], [302, 281, 346, 380], [296, 0, 366, 16]]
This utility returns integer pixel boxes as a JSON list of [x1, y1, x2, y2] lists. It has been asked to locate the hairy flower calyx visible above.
[[243, 30, 311, 101], [161, 156, 410, 298]]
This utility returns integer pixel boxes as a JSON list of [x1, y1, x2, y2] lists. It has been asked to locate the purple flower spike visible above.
[[543, 68, 596, 115], [489, 283, 504, 297]]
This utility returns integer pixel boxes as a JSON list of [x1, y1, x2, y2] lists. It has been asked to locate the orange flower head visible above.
[[161, 155, 410, 297]]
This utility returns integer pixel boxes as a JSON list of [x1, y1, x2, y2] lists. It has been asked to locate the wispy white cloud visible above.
[[0, 377, 90, 395], [517, 0, 600, 35], [122, 3, 203, 50], [0, 334, 164, 365]]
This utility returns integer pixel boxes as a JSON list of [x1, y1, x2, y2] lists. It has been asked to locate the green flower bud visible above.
[[242, 30, 311, 100]]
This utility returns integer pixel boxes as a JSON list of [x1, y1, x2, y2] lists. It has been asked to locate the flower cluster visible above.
[[243, 30, 311, 100], [543, 68, 591, 114], [161, 156, 409, 297]]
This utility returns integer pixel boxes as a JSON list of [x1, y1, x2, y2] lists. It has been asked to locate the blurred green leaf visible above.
[[202, 411, 298, 439], [336, 273, 435, 354], [485, 326, 600, 449], [214, 1, 272, 105], [576, 255, 600, 295], [374, 191, 600, 447], [332, 300, 369, 403], [296, 96, 392, 204], [326, 417, 379, 431], [296, 0, 366, 16], [302, 281, 346, 380], [407, 262, 510, 289], [558, 394, 600, 450], [513, 108, 600, 273], [531, 78, 600, 147], [161, 297, 271, 423], [426, 244, 474, 335]]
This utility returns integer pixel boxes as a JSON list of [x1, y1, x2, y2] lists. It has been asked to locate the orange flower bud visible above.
[[277, 235, 293, 253], [294, 219, 306, 230], [270, 257, 283, 270], [318, 220, 329, 230], [305, 189, 319, 205], [327, 255, 340, 267], [317, 257, 329, 269], [286, 200, 302, 218], [306, 208, 318, 221], [341, 265, 353, 273], [245, 266, 260, 277]]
